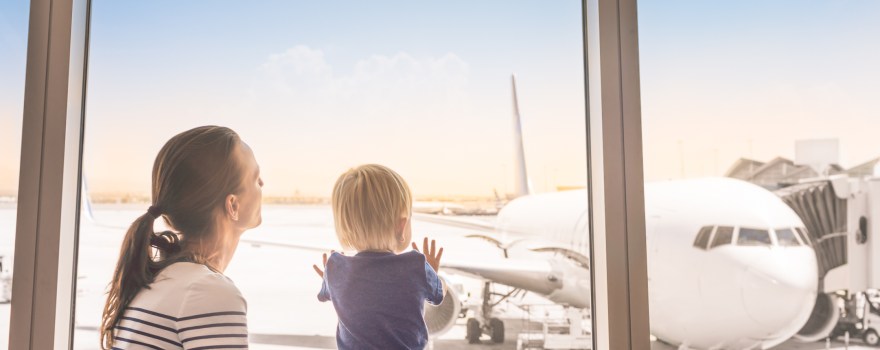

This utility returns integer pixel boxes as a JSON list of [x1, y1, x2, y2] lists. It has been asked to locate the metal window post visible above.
[[585, 0, 651, 348], [9, 0, 89, 348]]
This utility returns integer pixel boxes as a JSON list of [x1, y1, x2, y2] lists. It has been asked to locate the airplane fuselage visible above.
[[493, 177, 817, 349]]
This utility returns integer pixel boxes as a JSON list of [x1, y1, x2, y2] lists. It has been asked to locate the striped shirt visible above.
[[112, 262, 248, 350]]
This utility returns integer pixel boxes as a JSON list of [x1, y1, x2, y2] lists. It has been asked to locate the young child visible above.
[[313, 164, 446, 350]]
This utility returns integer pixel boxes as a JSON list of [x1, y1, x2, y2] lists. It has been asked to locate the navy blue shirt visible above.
[[318, 250, 444, 350]]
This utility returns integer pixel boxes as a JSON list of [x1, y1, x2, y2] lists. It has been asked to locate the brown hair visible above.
[[100, 126, 245, 349]]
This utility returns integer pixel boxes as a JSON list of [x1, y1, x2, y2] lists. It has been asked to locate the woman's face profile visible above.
[[234, 141, 263, 230]]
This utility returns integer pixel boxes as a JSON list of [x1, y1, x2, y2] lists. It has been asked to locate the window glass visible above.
[[693, 226, 713, 250], [710, 226, 734, 249], [639, 1, 879, 347], [775, 228, 801, 246], [737, 228, 772, 246], [73, 1, 590, 349], [0, 0, 29, 344]]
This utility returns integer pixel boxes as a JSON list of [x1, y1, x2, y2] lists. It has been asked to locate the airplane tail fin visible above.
[[80, 175, 95, 223], [511, 74, 531, 198]]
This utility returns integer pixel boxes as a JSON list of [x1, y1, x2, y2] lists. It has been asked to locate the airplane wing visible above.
[[442, 257, 561, 295], [412, 213, 497, 233], [240, 238, 336, 253]]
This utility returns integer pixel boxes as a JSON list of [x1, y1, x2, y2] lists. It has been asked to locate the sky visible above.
[[1, 0, 879, 197]]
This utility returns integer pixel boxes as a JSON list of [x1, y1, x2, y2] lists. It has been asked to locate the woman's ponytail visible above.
[[99, 212, 160, 349]]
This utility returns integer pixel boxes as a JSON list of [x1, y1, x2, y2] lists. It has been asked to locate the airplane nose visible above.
[[740, 249, 818, 332]]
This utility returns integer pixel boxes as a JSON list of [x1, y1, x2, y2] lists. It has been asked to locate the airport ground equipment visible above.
[[515, 305, 591, 350], [0, 256, 9, 303], [827, 291, 880, 347]]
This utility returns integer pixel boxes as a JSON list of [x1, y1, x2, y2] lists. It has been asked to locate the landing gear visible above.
[[489, 317, 505, 343], [464, 282, 519, 344], [466, 318, 481, 344]]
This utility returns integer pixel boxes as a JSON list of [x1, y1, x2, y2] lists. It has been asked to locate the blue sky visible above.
[[1, 1, 879, 196], [80, 0, 587, 197]]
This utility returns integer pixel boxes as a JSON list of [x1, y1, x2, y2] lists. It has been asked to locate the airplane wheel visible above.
[[489, 317, 505, 343], [865, 329, 880, 346], [466, 318, 481, 344]]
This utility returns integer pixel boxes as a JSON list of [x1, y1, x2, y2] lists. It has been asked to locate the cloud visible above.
[[249, 45, 470, 120], [230, 45, 514, 197]]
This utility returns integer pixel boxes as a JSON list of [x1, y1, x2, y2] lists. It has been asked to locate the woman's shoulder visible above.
[[158, 262, 241, 295], [160, 262, 247, 314]]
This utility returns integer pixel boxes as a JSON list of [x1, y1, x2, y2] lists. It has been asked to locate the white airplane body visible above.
[[434, 177, 817, 349]]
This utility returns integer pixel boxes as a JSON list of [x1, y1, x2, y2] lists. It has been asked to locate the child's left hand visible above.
[[312, 252, 330, 278], [312, 250, 344, 278]]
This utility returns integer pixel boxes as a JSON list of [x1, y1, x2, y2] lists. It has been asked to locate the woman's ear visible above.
[[226, 194, 240, 221]]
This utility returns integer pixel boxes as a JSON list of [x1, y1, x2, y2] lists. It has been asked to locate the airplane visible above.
[[411, 75, 830, 349]]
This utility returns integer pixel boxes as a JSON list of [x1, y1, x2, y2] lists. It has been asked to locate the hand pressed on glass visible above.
[[412, 237, 443, 272]]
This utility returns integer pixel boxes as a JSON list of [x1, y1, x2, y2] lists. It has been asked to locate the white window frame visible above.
[[9, 0, 650, 348], [9, 0, 89, 348], [585, 0, 650, 348]]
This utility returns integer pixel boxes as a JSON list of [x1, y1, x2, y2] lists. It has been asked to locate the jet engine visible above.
[[424, 277, 462, 337], [793, 293, 841, 342]]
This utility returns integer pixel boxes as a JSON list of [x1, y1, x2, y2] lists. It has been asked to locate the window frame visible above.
[[9, 0, 650, 349], [9, 0, 89, 349]]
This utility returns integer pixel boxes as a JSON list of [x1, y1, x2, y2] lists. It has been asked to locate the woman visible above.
[[100, 126, 263, 349]]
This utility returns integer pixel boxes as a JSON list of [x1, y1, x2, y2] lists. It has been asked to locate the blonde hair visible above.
[[332, 164, 412, 251]]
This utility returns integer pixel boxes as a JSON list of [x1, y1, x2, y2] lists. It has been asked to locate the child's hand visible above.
[[413, 237, 444, 272], [312, 252, 329, 278], [312, 250, 344, 278]]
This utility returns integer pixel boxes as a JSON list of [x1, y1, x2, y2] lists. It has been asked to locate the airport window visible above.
[[0, 0, 28, 344], [737, 228, 772, 246], [71, 1, 591, 349], [710, 226, 734, 249], [639, 1, 878, 347], [775, 228, 801, 246], [692, 226, 714, 250]]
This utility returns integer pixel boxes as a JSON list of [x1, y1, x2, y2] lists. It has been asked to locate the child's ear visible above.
[[397, 216, 408, 235]]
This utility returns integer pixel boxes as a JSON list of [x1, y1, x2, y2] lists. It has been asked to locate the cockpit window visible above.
[[796, 227, 812, 246], [775, 228, 801, 246], [738, 228, 772, 246], [710, 226, 734, 248], [693, 226, 714, 250]]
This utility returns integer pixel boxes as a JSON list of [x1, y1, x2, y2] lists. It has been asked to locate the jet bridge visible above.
[[776, 175, 880, 293]]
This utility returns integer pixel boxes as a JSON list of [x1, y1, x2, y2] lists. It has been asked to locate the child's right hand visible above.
[[312, 252, 329, 278]]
